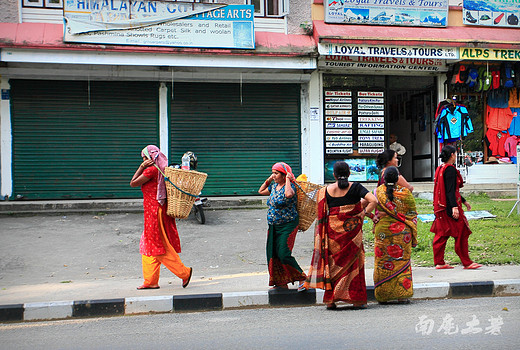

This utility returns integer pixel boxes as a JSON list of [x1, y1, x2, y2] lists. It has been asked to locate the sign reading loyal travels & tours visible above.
[[463, 0, 520, 28], [325, 0, 448, 27], [64, 1, 255, 49]]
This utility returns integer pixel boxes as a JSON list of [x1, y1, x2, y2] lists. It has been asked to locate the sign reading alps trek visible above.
[[63, 1, 255, 49], [325, 0, 448, 27]]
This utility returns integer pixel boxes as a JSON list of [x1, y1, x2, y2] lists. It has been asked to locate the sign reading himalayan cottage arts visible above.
[[463, 0, 520, 27], [325, 0, 448, 27], [63, 2, 255, 49]]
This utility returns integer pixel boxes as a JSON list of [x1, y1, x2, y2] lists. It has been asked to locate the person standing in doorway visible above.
[[130, 145, 193, 289], [258, 162, 307, 290], [389, 133, 406, 156], [430, 145, 482, 270]]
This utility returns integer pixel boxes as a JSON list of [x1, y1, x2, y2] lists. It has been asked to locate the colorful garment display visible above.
[[435, 102, 473, 143], [485, 128, 510, 157], [373, 185, 418, 303], [486, 105, 514, 131], [508, 108, 520, 136]]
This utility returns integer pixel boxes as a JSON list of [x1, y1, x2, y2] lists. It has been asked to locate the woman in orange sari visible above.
[[130, 145, 192, 290], [304, 161, 378, 310], [374, 166, 418, 304]]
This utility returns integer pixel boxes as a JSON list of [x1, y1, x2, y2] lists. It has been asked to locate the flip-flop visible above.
[[435, 264, 454, 269], [182, 267, 193, 288], [297, 282, 307, 292], [464, 263, 483, 269], [137, 285, 160, 290]]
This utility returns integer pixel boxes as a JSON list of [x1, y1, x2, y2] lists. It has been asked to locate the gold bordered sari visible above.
[[374, 185, 418, 302], [304, 186, 367, 305]]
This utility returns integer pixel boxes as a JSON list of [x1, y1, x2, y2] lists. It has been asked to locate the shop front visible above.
[[0, 3, 316, 200], [306, 0, 520, 185]]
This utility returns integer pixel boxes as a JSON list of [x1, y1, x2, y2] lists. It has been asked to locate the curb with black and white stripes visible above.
[[1, 279, 519, 322]]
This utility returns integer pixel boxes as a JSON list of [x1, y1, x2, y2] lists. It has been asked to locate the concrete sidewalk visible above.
[[0, 200, 519, 322]]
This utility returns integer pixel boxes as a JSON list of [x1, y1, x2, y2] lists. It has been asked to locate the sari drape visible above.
[[304, 187, 367, 305], [267, 218, 306, 286], [374, 185, 418, 302]]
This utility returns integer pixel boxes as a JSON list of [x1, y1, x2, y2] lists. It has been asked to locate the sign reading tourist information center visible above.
[[325, 0, 448, 27], [64, 3, 255, 49]]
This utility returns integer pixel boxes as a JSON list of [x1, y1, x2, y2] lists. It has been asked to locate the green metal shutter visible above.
[[10, 80, 159, 200], [169, 82, 301, 196]]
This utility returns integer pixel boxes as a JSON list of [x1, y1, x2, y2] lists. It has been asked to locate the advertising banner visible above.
[[64, 4, 255, 49], [325, 0, 448, 27], [319, 44, 458, 60], [463, 0, 520, 27]]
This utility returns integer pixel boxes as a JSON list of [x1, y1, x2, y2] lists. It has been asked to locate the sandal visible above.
[[297, 282, 307, 292], [464, 262, 482, 269], [182, 267, 193, 288], [435, 264, 455, 269], [326, 303, 337, 310], [137, 285, 160, 290]]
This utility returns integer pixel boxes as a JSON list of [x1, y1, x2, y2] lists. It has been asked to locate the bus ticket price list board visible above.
[[324, 90, 385, 182]]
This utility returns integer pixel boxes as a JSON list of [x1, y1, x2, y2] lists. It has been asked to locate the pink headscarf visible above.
[[272, 162, 293, 177], [141, 145, 168, 205]]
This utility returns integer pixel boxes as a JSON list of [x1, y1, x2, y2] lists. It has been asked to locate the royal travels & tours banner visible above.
[[325, 0, 448, 27]]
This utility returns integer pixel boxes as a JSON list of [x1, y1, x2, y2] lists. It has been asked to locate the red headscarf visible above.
[[272, 162, 293, 177]]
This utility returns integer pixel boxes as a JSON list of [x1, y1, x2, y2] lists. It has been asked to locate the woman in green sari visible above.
[[374, 166, 418, 304]]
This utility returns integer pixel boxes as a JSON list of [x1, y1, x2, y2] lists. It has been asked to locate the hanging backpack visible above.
[[466, 65, 479, 88], [491, 69, 501, 90], [477, 67, 492, 92], [501, 62, 515, 88]]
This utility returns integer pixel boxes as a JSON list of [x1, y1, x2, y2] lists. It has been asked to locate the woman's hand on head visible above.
[[286, 172, 295, 182], [141, 159, 154, 169]]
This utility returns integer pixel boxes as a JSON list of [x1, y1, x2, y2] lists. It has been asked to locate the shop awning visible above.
[[313, 20, 520, 50], [0, 22, 317, 58]]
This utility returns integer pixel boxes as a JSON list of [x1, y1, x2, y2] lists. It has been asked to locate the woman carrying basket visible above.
[[130, 145, 193, 290], [304, 161, 378, 310], [258, 162, 307, 290]]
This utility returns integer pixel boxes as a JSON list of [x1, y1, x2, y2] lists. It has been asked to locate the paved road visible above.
[[1, 296, 518, 350]]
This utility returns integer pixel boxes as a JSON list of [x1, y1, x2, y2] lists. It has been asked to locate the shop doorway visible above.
[[387, 76, 437, 181]]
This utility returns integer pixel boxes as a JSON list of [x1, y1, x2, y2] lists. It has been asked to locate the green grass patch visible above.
[[364, 194, 520, 266]]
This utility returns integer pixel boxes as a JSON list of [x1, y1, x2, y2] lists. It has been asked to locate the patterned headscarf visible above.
[[272, 162, 293, 177], [141, 145, 168, 205]]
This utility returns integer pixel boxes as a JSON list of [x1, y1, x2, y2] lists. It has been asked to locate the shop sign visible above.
[[325, 0, 448, 27], [324, 89, 386, 158], [325, 110, 353, 115], [320, 55, 449, 72], [326, 116, 353, 121], [460, 48, 520, 61], [463, 0, 520, 27], [358, 110, 385, 115], [327, 149, 353, 154], [359, 148, 385, 154], [326, 97, 352, 102], [326, 129, 353, 134], [326, 135, 353, 141], [319, 46, 458, 60], [63, 4, 255, 49], [325, 103, 353, 109]]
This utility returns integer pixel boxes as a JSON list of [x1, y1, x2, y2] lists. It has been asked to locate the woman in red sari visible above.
[[130, 145, 193, 289], [431, 145, 482, 270], [304, 161, 378, 309]]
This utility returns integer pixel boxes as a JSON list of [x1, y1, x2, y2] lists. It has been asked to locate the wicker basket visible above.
[[295, 180, 323, 231], [164, 167, 208, 219]]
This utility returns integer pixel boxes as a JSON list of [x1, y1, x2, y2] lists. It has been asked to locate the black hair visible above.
[[440, 145, 457, 163], [384, 166, 399, 202], [333, 161, 350, 189], [376, 149, 397, 169]]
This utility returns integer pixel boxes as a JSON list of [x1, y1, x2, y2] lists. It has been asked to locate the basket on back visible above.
[[295, 180, 323, 231], [164, 167, 208, 219]]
